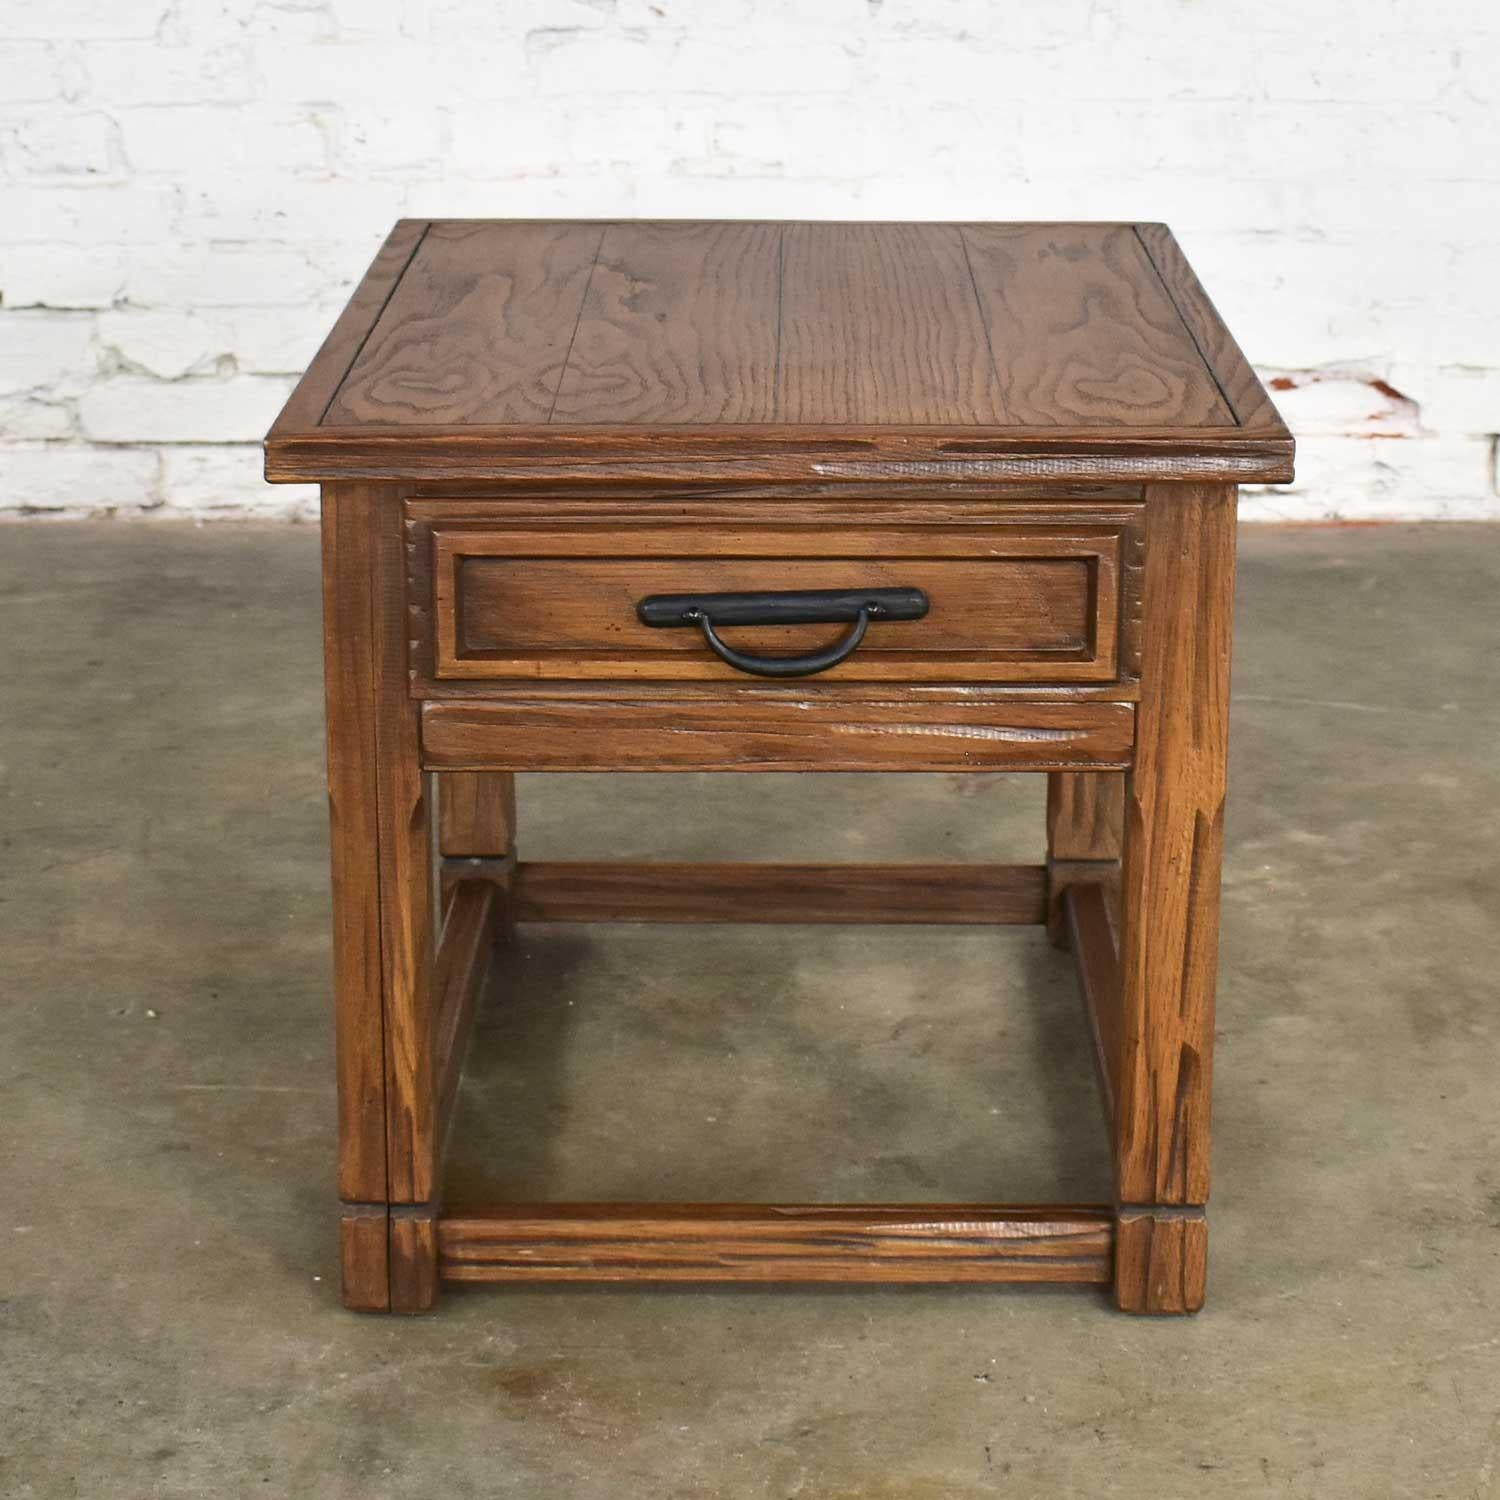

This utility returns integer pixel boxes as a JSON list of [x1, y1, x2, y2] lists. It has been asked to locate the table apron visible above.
[[418, 697, 1135, 773]]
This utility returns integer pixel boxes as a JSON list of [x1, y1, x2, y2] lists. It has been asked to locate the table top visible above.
[[265, 219, 1292, 487]]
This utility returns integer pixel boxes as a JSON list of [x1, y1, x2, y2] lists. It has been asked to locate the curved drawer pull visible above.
[[636, 586, 929, 679], [696, 608, 870, 677]]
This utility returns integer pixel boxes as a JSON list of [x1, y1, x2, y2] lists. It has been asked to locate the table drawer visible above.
[[408, 516, 1135, 687]]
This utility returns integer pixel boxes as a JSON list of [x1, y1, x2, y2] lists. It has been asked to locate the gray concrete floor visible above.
[[1, 521, 1497, 1498]]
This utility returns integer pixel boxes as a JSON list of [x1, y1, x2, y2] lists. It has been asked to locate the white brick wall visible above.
[[1, 0, 1496, 521]]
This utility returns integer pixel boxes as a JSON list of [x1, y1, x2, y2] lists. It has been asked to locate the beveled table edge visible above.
[[265, 428, 1294, 487]]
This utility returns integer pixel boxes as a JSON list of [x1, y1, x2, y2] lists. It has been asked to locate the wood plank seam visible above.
[[269, 220, 431, 444], [956, 227, 1005, 409], [773, 221, 785, 405], [1130, 225, 1287, 436], [544, 223, 607, 422], [317, 222, 430, 425], [1131, 224, 1239, 427]]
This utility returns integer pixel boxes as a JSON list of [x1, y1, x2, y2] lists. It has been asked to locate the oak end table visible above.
[[265, 219, 1293, 1316]]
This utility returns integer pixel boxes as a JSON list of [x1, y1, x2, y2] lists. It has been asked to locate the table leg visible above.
[[365, 486, 444, 1313], [1114, 484, 1236, 1314], [438, 773, 518, 940], [321, 482, 445, 1313], [1045, 773, 1124, 947], [321, 485, 393, 1310], [438, 773, 516, 860]]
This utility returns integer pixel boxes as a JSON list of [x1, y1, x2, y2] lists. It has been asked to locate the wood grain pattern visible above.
[[551, 221, 782, 422], [1133, 223, 1286, 434], [267, 220, 1295, 486], [432, 880, 500, 1168], [460, 558, 1087, 650], [339, 1205, 390, 1312], [1064, 880, 1123, 1139], [270, 219, 428, 440], [962, 224, 1233, 428], [421, 678, 1141, 706], [511, 861, 1047, 925], [365, 483, 439, 1207], [268, 430, 1293, 487], [420, 698, 1135, 773], [401, 497, 1147, 701], [390, 1210, 440, 1314], [1047, 773, 1125, 861], [1114, 1207, 1207, 1314], [437, 772, 516, 858], [428, 519, 1127, 558], [1045, 770, 1125, 942], [437, 1204, 1114, 1284], [1119, 510, 1147, 678], [1116, 484, 1235, 1206], [319, 487, 388, 1208], [404, 489, 1148, 517], [325, 220, 604, 426], [777, 222, 999, 424], [432, 527, 1119, 683], [296, 228, 1268, 1315]]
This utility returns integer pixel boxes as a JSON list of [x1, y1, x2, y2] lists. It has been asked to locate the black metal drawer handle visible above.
[[636, 586, 929, 679]]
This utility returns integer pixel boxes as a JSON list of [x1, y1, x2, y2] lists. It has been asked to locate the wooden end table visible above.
[[265, 219, 1292, 1315]]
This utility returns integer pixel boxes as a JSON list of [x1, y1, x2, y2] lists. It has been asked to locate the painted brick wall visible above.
[[2, 0, 1496, 521]]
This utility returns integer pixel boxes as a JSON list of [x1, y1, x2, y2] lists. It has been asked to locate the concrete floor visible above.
[[1, 521, 1497, 1498]]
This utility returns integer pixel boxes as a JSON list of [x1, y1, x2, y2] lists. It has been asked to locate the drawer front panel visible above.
[[409, 515, 1135, 687]]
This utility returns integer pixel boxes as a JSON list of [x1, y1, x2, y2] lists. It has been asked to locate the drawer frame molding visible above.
[[405, 498, 1143, 692]]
